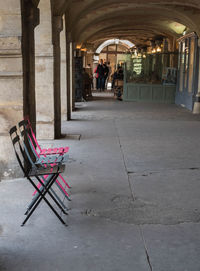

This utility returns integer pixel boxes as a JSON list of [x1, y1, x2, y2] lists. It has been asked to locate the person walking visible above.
[[94, 65, 99, 90], [103, 62, 109, 90], [97, 59, 105, 91], [106, 61, 112, 89]]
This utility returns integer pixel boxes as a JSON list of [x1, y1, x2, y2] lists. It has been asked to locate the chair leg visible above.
[[48, 188, 69, 211], [22, 174, 67, 226], [55, 180, 71, 201], [25, 186, 69, 215], [59, 174, 71, 189], [26, 175, 69, 214], [35, 175, 69, 214], [32, 174, 71, 197]]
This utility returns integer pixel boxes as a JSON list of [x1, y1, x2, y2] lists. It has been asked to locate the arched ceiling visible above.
[[52, 0, 200, 47]]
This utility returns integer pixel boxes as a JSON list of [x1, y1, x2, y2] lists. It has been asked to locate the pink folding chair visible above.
[[24, 116, 69, 157], [18, 119, 71, 201]]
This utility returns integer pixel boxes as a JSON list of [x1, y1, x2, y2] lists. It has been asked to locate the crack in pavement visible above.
[[113, 120, 136, 201], [127, 167, 200, 176], [113, 120, 153, 270]]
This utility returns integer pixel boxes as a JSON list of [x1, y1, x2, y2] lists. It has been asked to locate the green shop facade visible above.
[[123, 33, 199, 111], [123, 39, 178, 103]]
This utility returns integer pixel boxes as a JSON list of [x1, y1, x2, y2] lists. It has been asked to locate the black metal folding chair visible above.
[[18, 120, 71, 216], [9, 126, 68, 226]]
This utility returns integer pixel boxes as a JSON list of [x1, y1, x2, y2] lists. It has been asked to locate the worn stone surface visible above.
[[1, 97, 200, 270], [0, 1, 23, 180], [142, 223, 200, 271], [35, 0, 54, 139]]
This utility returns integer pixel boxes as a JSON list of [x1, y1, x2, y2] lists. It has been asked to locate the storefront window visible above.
[[175, 32, 197, 111], [178, 35, 196, 93], [133, 57, 142, 75], [184, 39, 189, 90], [125, 52, 177, 84], [179, 41, 185, 91], [188, 37, 195, 92]]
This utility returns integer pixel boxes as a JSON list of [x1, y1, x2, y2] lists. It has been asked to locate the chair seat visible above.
[[40, 147, 69, 155], [35, 154, 69, 165], [27, 163, 65, 177]]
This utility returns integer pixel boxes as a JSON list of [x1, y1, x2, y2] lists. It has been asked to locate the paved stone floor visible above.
[[1, 94, 200, 270]]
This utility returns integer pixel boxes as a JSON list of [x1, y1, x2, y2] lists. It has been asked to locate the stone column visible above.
[[193, 45, 200, 114], [35, 0, 54, 139], [60, 16, 67, 121], [66, 31, 72, 120], [52, 15, 63, 138], [21, 1, 39, 134], [0, 1, 23, 179], [71, 42, 76, 112]]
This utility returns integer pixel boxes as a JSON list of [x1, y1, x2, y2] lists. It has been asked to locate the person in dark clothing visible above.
[[111, 69, 118, 89], [117, 65, 124, 80], [112, 65, 124, 89], [103, 62, 109, 90], [97, 59, 105, 91], [82, 68, 91, 100]]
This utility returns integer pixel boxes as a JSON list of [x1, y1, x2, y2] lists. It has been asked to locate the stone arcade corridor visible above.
[[1, 98, 200, 271], [1, 0, 200, 270]]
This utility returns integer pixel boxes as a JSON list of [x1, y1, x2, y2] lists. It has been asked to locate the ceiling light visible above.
[[156, 47, 161, 52], [152, 48, 156, 54]]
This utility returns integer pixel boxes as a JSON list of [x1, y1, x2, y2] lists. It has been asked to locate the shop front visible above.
[[123, 40, 178, 103], [175, 33, 198, 111]]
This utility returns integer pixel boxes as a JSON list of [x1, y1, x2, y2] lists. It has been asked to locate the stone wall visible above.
[[0, 1, 23, 179]]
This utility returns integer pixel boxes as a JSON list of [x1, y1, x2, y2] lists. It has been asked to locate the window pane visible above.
[[184, 39, 189, 89], [179, 42, 185, 91], [188, 38, 195, 93]]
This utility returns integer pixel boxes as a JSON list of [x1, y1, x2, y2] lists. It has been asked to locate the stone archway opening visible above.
[[94, 39, 135, 71], [92, 39, 135, 91]]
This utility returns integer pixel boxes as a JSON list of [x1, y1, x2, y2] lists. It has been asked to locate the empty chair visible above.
[[9, 126, 68, 226], [18, 120, 71, 202], [21, 119, 71, 190]]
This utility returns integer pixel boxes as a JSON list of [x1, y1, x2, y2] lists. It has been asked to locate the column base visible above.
[[193, 102, 200, 114], [193, 94, 200, 114]]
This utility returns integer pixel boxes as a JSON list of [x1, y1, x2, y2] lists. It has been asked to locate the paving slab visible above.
[[115, 119, 200, 172], [141, 223, 200, 271], [128, 169, 200, 225]]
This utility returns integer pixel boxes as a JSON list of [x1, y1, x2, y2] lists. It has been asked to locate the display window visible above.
[[188, 37, 195, 92], [177, 33, 197, 94]]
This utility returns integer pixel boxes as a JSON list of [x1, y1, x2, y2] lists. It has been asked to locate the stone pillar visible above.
[[0, 1, 23, 179], [71, 42, 76, 112], [60, 16, 67, 121], [35, 0, 54, 139], [66, 31, 72, 120], [21, 1, 39, 134], [193, 45, 200, 114], [52, 15, 63, 138]]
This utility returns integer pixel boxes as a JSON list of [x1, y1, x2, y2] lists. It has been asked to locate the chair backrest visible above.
[[18, 120, 39, 163], [9, 126, 32, 176], [24, 116, 42, 152]]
